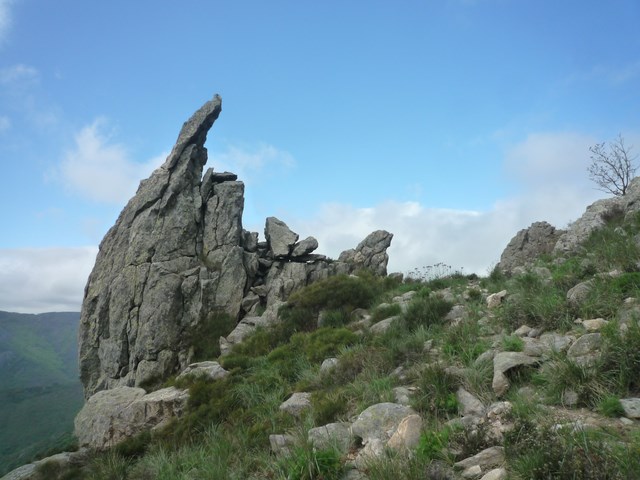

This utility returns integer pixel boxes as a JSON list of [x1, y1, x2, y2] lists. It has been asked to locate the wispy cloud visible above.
[[57, 119, 166, 204], [209, 143, 295, 184], [0, 115, 10, 131], [289, 131, 604, 276], [504, 131, 596, 187], [0, 0, 14, 46], [565, 60, 640, 87], [0, 247, 97, 313], [0, 63, 38, 85]]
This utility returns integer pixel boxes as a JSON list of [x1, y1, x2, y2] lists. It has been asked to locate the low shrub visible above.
[[190, 311, 237, 361], [412, 364, 459, 418], [276, 445, 344, 480], [598, 396, 625, 418], [501, 335, 525, 352], [403, 295, 453, 331], [505, 419, 635, 479]]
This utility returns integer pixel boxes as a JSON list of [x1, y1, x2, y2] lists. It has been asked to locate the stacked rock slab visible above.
[[79, 95, 394, 399]]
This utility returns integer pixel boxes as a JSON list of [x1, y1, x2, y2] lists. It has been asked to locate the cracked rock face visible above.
[[78, 95, 395, 400], [78, 95, 248, 397]]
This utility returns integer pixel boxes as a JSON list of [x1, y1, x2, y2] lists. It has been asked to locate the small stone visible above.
[[567, 333, 602, 366], [320, 358, 339, 373], [582, 318, 609, 331], [487, 290, 508, 309], [513, 325, 532, 337], [481, 468, 508, 480], [462, 465, 483, 478], [308, 422, 352, 453], [387, 414, 423, 451], [351, 403, 416, 444], [620, 398, 640, 419], [370, 316, 400, 334], [455, 446, 505, 471], [176, 361, 229, 382], [457, 387, 486, 417], [269, 434, 295, 456], [279, 392, 311, 418], [291, 236, 319, 257]]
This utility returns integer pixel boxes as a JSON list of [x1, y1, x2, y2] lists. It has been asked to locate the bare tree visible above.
[[588, 134, 638, 196]]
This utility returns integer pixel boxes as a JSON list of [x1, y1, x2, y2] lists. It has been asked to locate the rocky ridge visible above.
[[78, 95, 392, 399], [5, 100, 640, 479]]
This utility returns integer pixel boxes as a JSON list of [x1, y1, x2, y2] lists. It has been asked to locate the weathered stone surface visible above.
[[351, 403, 415, 444], [1, 450, 91, 480], [74, 386, 188, 450], [620, 398, 640, 419], [539, 332, 575, 354], [454, 446, 505, 471], [445, 304, 466, 323], [567, 281, 593, 308], [480, 468, 508, 480], [265, 217, 299, 257], [386, 414, 422, 451], [308, 422, 353, 453], [338, 230, 393, 276], [219, 315, 273, 355], [320, 357, 339, 373], [269, 434, 295, 457], [457, 387, 486, 417], [582, 318, 609, 331], [176, 361, 229, 382], [555, 200, 626, 256], [492, 352, 540, 396], [0, 463, 37, 480], [291, 236, 319, 257], [279, 392, 312, 418], [487, 290, 507, 309], [370, 316, 400, 334], [78, 95, 248, 397], [497, 222, 563, 274], [567, 333, 602, 366]]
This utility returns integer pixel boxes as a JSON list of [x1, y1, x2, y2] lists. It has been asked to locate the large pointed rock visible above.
[[78, 95, 250, 397], [338, 230, 393, 276]]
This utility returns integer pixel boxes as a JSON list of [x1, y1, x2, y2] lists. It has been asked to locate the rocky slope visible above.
[[5, 98, 640, 480]]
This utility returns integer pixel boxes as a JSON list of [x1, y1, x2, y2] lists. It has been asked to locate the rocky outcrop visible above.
[[74, 386, 189, 450], [338, 230, 393, 276], [554, 176, 640, 255], [78, 95, 394, 398], [497, 222, 563, 274], [78, 95, 237, 397]]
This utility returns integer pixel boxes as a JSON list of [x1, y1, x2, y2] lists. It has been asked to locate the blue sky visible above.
[[1, 0, 639, 312]]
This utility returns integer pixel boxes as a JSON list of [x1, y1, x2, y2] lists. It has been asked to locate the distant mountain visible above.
[[0, 311, 84, 476], [0, 311, 79, 390]]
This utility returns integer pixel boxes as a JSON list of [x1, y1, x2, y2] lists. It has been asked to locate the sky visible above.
[[1, 0, 639, 313]]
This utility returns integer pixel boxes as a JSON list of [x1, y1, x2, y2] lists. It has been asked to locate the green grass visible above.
[[27, 210, 640, 479]]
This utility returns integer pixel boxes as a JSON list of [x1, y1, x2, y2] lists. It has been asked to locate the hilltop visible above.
[[4, 97, 640, 480]]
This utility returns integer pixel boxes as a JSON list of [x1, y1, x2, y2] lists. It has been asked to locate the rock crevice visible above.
[[78, 95, 393, 398]]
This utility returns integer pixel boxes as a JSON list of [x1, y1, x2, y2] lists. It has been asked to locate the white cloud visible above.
[[0, 63, 38, 84], [59, 119, 166, 204], [209, 143, 295, 184], [288, 131, 605, 276], [0, 247, 97, 313], [504, 131, 596, 186], [0, 0, 14, 45], [0, 114, 10, 131]]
